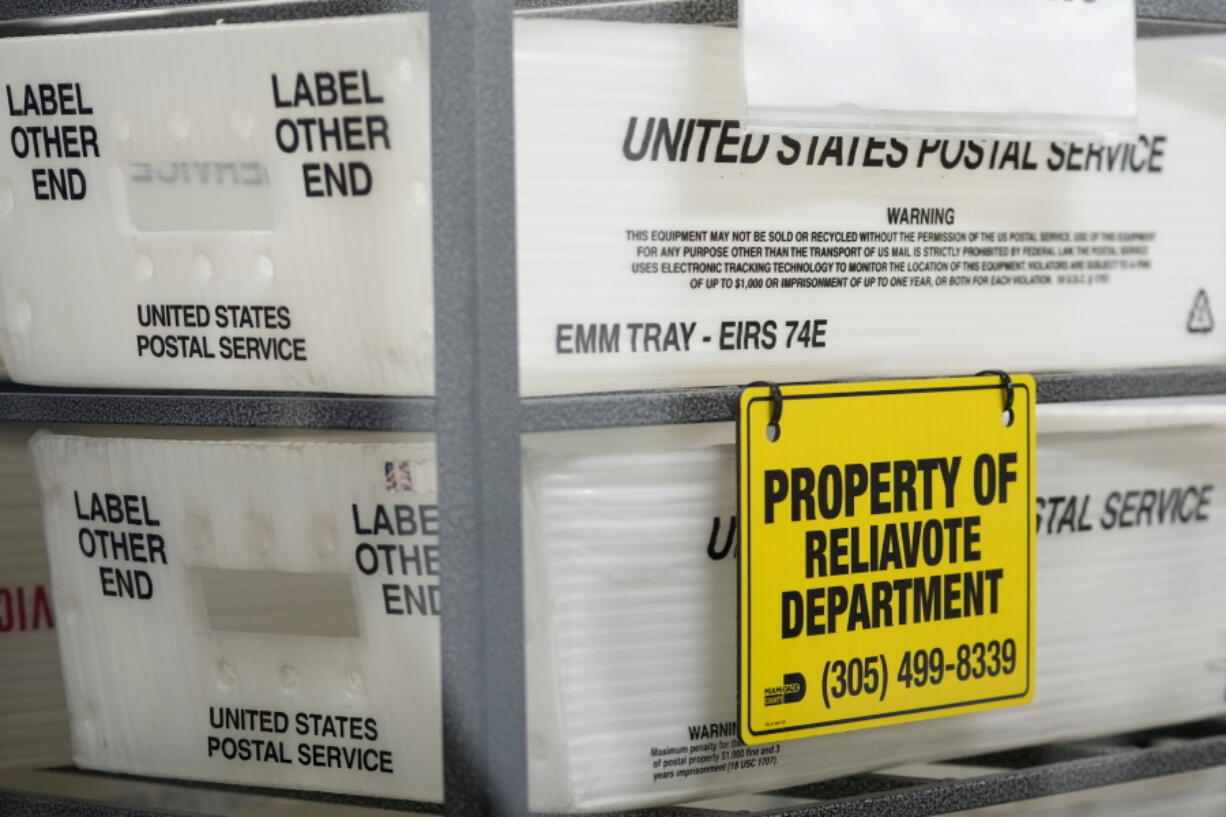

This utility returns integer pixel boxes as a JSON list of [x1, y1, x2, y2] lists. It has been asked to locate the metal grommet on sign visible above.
[[747, 380, 784, 440], [976, 369, 1016, 426]]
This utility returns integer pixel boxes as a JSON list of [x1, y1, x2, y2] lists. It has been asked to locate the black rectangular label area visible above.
[[197, 568, 359, 638]]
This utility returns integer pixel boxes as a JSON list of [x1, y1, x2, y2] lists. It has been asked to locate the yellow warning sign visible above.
[[737, 376, 1036, 744]]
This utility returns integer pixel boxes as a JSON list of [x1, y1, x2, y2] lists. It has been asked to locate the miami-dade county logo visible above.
[[764, 672, 807, 707], [384, 461, 414, 491]]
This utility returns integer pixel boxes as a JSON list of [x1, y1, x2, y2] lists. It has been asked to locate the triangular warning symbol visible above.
[[1188, 289, 1214, 334]]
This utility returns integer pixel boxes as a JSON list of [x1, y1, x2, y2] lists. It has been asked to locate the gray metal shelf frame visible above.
[[2, 2, 1226, 817], [0, 366, 1225, 432]]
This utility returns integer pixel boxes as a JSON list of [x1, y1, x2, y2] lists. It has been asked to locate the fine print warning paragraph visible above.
[[626, 228, 1156, 291]]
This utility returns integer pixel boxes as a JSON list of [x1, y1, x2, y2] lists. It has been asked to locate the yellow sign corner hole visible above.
[[737, 376, 1036, 744]]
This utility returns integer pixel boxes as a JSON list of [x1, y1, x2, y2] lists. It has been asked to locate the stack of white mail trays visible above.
[[4, 7, 1226, 816]]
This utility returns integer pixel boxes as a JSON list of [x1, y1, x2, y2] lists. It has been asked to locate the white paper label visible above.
[[740, 0, 1137, 136]]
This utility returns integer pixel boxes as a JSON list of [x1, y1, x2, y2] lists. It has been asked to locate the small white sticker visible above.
[[740, 0, 1137, 137]]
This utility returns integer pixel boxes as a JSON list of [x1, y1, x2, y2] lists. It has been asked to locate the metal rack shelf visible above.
[[4, 0, 1226, 35], [0, 385, 436, 431], [5, 719, 1226, 817], [2, 366, 1224, 432], [3, 1, 1226, 817], [521, 366, 1226, 432]]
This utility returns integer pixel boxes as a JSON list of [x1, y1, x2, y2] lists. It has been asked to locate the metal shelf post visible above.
[[430, 1, 529, 816]]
